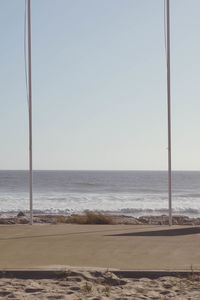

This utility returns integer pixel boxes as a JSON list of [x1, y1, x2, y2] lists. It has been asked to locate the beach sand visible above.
[[0, 270, 199, 299]]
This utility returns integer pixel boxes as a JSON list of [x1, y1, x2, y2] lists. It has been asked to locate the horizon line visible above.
[[0, 169, 200, 172]]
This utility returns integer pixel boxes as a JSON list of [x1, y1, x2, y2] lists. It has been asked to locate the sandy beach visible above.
[[0, 270, 200, 299]]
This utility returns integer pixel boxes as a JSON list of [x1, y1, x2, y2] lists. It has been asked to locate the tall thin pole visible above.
[[166, 0, 172, 226], [28, 0, 33, 225]]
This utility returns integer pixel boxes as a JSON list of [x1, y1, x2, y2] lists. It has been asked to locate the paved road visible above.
[[0, 224, 199, 270]]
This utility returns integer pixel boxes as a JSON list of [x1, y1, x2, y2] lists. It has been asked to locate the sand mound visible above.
[[0, 270, 199, 299]]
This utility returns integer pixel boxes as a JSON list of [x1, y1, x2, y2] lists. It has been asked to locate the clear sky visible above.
[[1, 0, 200, 170]]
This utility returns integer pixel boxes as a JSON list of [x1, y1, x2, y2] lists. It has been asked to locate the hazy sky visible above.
[[1, 0, 200, 170]]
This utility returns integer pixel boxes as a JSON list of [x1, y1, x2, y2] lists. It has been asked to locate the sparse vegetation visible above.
[[52, 211, 115, 224], [55, 215, 67, 223], [55, 269, 71, 279], [187, 265, 200, 282], [0, 271, 7, 278], [65, 210, 115, 225], [104, 285, 111, 297], [82, 282, 92, 293]]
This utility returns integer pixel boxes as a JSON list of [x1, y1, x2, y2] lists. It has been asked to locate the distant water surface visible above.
[[0, 170, 199, 217]]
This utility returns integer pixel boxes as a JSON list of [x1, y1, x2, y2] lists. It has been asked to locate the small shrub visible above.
[[82, 282, 92, 293], [55, 269, 71, 279], [66, 210, 115, 225], [104, 285, 111, 297], [55, 215, 67, 223], [84, 210, 114, 224], [65, 214, 87, 224]]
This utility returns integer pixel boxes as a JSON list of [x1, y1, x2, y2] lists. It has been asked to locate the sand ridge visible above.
[[0, 270, 199, 299]]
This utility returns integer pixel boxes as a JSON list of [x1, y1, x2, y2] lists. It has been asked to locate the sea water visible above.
[[0, 170, 200, 217]]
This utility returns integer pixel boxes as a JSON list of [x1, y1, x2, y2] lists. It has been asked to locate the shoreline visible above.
[[0, 212, 200, 225]]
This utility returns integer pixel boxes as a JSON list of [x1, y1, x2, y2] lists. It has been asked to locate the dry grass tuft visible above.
[[55, 215, 67, 223], [66, 210, 115, 225], [187, 265, 200, 282], [82, 282, 92, 293], [55, 269, 71, 279], [104, 285, 111, 297]]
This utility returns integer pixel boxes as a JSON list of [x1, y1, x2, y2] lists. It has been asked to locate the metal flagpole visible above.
[[166, 0, 172, 226], [27, 0, 33, 225]]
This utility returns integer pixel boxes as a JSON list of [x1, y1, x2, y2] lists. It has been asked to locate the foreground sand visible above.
[[0, 270, 199, 299]]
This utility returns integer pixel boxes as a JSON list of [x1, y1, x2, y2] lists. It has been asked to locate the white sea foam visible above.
[[1, 170, 200, 217], [0, 192, 200, 217]]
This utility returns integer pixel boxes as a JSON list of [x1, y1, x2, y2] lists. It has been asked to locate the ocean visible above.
[[0, 170, 199, 217]]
